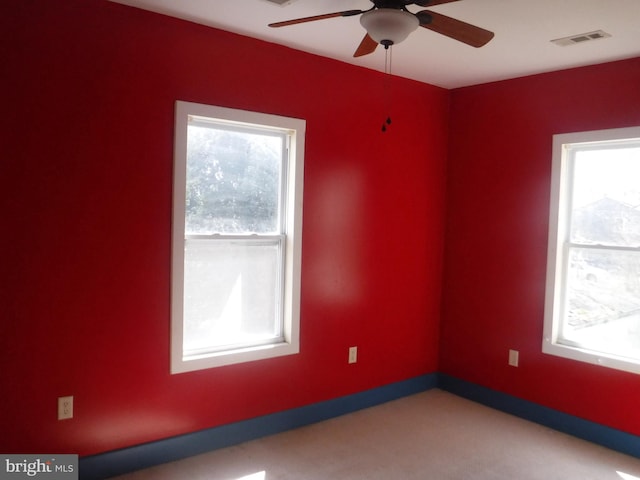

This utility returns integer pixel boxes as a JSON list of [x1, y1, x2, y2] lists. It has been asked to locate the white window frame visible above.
[[171, 101, 305, 373], [543, 125, 640, 374]]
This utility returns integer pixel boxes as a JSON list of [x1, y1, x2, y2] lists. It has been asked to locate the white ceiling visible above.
[[110, 0, 640, 89]]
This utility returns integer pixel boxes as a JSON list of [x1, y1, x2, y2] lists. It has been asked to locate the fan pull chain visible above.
[[382, 45, 392, 132]]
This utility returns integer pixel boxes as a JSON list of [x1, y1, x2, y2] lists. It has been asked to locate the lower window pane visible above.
[[562, 247, 640, 359], [183, 239, 282, 355]]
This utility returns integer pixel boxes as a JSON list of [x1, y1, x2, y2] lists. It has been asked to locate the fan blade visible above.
[[353, 34, 378, 57], [269, 9, 364, 28], [417, 10, 494, 47]]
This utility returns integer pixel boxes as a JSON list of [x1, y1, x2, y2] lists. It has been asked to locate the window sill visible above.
[[171, 340, 299, 374], [542, 339, 640, 375]]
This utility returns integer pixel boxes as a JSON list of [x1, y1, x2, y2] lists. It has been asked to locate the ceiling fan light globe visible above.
[[359, 8, 419, 46]]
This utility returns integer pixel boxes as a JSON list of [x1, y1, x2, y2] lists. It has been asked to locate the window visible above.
[[171, 101, 305, 373], [544, 126, 640, 373]]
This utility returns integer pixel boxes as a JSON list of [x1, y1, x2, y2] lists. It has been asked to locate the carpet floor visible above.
[[111, 389, 640, 479]]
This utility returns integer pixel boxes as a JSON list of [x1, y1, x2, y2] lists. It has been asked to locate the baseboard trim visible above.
[[79, 373, 438, 479], [438, 373, 640, 459], [80, 373, 640, 479]]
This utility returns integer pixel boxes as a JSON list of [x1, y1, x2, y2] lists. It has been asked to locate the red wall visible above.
[[441, 57, 640, 434], [0, 1, 447, 456]]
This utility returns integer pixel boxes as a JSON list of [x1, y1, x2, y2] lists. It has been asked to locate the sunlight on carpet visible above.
[[235, 472, 266, 480], [618, 472, 640, 480]]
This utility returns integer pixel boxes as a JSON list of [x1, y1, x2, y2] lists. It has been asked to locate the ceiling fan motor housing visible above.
[[371, 0, 428, 7], [360, 8, 420, 46]]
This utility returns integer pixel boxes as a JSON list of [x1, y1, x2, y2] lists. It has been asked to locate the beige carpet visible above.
[[111, 389, 640, 479]]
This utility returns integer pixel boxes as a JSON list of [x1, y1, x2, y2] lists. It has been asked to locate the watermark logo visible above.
[[0, 455, 77, 479]]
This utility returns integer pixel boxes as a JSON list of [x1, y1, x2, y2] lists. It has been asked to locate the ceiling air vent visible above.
[[551, 30, 611, 47]]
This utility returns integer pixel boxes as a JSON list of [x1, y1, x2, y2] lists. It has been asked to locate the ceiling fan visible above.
[[269, 0, 494, 57]]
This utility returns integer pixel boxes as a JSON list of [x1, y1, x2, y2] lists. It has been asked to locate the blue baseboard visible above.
[[79, 373, 640, 479], [438, 374, 640, 459], [79, 373, 439, 480]]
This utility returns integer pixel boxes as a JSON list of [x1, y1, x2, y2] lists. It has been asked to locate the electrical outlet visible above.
[[58, 396, 73, 420], [348, 346, 358, 364], [508, 349, 519, 367]]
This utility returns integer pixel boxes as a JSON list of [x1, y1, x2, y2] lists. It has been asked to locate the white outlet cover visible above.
[[348, 346, 358, 364], [508, 349, 519, 367]]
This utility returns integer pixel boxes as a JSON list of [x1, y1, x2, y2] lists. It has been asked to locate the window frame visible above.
[[171, 101, 305, 374], [543, 125, 640, 374]]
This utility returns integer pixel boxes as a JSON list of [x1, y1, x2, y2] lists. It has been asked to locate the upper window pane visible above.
[[570, 147, 640, 247], [185, 121, 285, 235]]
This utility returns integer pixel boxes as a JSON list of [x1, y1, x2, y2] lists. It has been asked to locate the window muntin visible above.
[[544, 127, 640, 373], [172, 102, 304, 373]]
